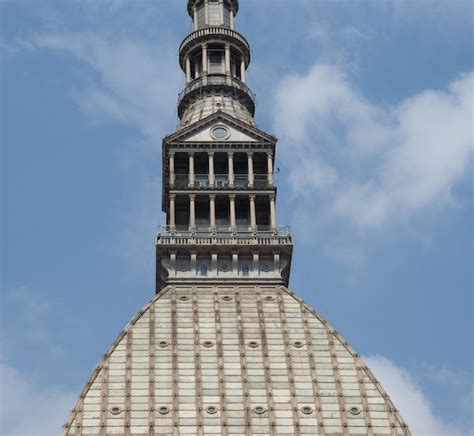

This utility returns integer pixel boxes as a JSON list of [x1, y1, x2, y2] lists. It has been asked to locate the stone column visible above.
[[232, 251, 238, 274], [169, 152, 175, 187], [204, 0, 209, 25], [208, 152, 215, 186], [240, 57, 246, 83], [225, 44, 231, 85], [189, 194, 196, 230], [270, 194, 277, 232], [209, 194, 216, 230], [225, 44, 231, 75], [185, 57, 192, 84], [228, 152, 235, 187], [191, 251, 197, 276], [247, 152, 254, 187], [253, 251, 259, 278], [229, 194, 236, 230], [193, 6, 198, 30], [202, 44, 208, 78], [273, 251, 280, 275], [230, 9, 234, 29], [211, 251, 218, 276], [169, 194, 176, 230], [249, 195, 256, 231], [188, 152, 195, 187], [170, 251, 177, 277], [267, 152, 274, 186], [219, 0, 224, 25]]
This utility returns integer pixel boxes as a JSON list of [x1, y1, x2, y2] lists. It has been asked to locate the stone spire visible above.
[[62, 2, 412, 435], [177, 0, 255, 129]]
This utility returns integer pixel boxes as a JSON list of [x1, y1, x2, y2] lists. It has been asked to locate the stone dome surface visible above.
[[62, 285, 410, 435]]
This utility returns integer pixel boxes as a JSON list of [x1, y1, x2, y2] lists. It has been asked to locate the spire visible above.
[[177, 0, 255, 129]]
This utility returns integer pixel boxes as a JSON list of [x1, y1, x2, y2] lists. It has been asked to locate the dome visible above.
[[62, 285, 410, 435]]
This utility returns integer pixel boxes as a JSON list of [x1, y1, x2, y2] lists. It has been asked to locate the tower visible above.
[[63, 2, 411, 435], [156, 0, 292, 294]]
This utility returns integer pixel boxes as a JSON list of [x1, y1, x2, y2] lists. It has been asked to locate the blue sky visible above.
[[1, 0, 472, 434]]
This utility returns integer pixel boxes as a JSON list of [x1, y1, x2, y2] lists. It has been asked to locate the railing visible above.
[[174, 174, 189, 188], [215, 175, 229, 187], [234, 174, 248, 187], [156, 225, 292, 239], [178, 73, 255, 109], [171, 174, 273, 189], [179, 27, 250, 55], [254, 174, 270, 188]]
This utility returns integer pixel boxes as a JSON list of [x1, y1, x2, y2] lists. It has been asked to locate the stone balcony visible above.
[[179, 26, 250, 69], [156, 225, 293, 247], [173, 174, 273, 190], [178, 74, 255, 119]]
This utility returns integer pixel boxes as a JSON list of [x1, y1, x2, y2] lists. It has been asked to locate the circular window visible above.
[[158, 406, 170, 415], [210, 125, 230, 140], [248, 341, 259, 348], [222, 295, 232, 302], [206, 406, 218, 415], [179, 296, 190, 301], [349, 406, 361, 416], [253, 406, 266, 415], [264, 296, 275, 301], [203, 341, 214, 348], [220, 264, 229, 272], [262, 264, 271, 272], [293, 341, 304, 348], [301, 406, 313, 415], [110, 406, 122, 415], [179, 264, 188, 272], [158, 341, 169, 348]]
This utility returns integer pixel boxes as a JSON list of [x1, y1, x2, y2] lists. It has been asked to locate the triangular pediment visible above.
[[164, 112, 276, 144]]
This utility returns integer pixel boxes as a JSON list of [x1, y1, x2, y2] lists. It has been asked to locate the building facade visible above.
[[62, 1, 411, 435]]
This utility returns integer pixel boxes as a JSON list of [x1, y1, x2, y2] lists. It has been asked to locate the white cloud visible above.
[[26, 32, 180, 268], [32, 32, 181, 145], [274, 63, 473, 231], [0, 358, 75, 435], [366, 355, 472, 436], [4, 286, 64, 357]]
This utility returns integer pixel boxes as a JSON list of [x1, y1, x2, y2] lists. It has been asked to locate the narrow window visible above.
[[208, 0, 221, 26], [241, 265, 249, 277], [200, 265, 208, 277]]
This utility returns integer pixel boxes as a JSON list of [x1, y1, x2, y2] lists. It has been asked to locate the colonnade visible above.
[[169, 193, 277, 232], [184, 43, 246, 84], [169, 151, 274, 188]]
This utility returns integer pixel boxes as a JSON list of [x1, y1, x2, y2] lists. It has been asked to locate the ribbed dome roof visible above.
[[62, 285, 410, 435]]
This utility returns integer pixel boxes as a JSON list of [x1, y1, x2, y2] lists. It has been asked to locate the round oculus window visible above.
[[210, 125, 230, 140]]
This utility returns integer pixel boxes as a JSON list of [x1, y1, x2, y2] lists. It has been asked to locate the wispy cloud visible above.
[[366, 355, 473, 436], [23, 32, 180, 269], [274, 63, 473, 234], [0, 357, 75, 435], [32, 32, 181, 146], [3, 286, 64, 357]]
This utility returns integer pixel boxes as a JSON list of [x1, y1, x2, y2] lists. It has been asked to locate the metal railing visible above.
[[234, 174, 248, 187], [171, 174, 273, 189], [179, 27, 250, 56], [156, 225, 292, 238], [178, 73, 255, 108]]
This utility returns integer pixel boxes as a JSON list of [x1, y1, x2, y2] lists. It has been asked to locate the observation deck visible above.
[[179, 27, 250, 70], [156, 225, 293, 247], [178, 73, 255, 119]]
